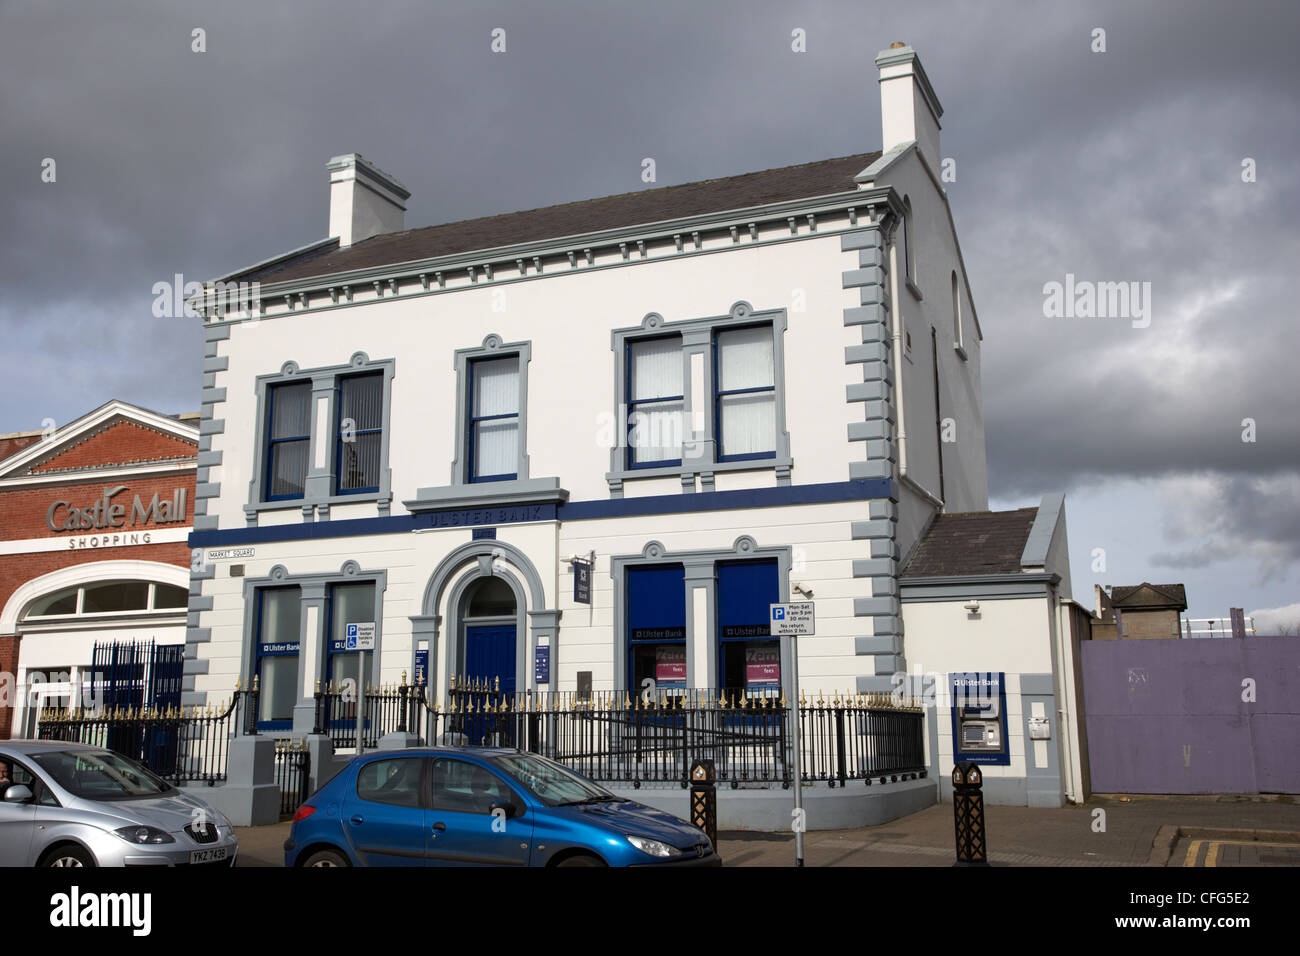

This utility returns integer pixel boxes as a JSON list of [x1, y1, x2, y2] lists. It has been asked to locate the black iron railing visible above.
[[312, 681, 413, 750], [406, 678, 926, 788], [37, 689, 251, 786], [274, 739, 312, 817]]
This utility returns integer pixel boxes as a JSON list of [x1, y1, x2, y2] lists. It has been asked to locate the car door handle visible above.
[[431, 822, 446, 832], [349, 815, 364, 826]]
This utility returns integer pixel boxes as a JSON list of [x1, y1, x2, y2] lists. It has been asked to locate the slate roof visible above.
[[239, 152, 882, 286], [1109, 583, 1188, 610], [901, 508, 1040, 578]]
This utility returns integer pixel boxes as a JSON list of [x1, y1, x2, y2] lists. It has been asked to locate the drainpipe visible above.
[[1052, 589, 1079, 803]]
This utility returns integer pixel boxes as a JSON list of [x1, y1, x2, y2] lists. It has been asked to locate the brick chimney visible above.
[[327, 153, 410, 247], [875, 42, 943, 163]]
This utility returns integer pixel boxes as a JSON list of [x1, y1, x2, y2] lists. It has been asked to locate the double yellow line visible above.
[[1182, 839, 1299, 867]]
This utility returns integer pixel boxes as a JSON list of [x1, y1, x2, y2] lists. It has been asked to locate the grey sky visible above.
[[1, 0, 1296, 624]]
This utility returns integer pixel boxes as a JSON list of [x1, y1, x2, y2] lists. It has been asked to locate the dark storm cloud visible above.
[[0, 0, 1296, 581]]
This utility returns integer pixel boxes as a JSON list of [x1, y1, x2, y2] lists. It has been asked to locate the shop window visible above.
[[627, 335, 684, 467], [254, 587, 301, 727], [714, 324, 776, 461], [26, 588, 78, 617], [716, 559, 780, 693], [335, 372, 384, 494], [626, 564, 686, 690], [81, 581, 150, 614], [467, 356, 521, 482], [326, 582, 376, 690]]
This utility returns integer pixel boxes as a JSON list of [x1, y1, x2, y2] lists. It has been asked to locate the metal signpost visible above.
[[770, 601, 815, 867], [346, 622, 376, 752]]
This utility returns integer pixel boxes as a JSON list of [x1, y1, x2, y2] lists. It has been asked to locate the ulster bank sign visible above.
[[46, 485, 189, 532]]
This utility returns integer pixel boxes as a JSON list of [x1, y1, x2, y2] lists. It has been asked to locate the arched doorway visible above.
[[459, 576, 518, 695]]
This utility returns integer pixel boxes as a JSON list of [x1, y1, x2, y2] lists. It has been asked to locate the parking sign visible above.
[[769, 602, 814, 636], [345, 622, 376, 650]]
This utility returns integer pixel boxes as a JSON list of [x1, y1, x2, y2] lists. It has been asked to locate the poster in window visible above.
[[745, 645, 780, 685], [654, 645, 686, 683]]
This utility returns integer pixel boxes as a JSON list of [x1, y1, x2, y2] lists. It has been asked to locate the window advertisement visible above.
[[626, 564, 686, 688], [948, 672, 1010, 765], [717, 559, 780, 691]]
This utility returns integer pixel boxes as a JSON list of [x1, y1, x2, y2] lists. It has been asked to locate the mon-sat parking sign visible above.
[[769, 602, 815, 636], [345, 622, 376, 651]]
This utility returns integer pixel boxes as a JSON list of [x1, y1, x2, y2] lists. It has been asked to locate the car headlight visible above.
[[114, 825, 176, 845], [626, 835, 685, 858]]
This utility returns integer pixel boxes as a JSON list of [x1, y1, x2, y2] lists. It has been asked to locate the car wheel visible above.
[[555, 854, 606, 867], [301, 848, 350, 868], [41, 845, 94, 868]]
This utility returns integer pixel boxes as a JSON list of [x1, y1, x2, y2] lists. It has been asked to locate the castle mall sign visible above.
[[46, 486, 188, 532]]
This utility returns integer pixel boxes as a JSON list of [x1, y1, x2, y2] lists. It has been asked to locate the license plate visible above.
[[190, 846, 229, 865]]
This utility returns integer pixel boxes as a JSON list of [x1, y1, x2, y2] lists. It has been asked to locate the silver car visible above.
[[0, 740, 238, 867]]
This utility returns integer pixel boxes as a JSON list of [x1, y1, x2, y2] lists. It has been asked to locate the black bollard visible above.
[[952, 761, 988, 866], [689, 758, 718, 852]]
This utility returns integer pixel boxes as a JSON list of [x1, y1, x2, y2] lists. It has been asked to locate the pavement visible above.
[[235, 793, 1300, 867]]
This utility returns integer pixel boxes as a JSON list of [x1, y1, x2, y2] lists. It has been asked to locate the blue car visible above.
[[283, 747, 720, 867]]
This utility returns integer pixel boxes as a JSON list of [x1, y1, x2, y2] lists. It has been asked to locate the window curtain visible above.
[[716, 326, 775, 457], [472, 357, 519, 478], [629, 336, 683, 463], [268, 381, 311, 497], [338, 373, 383, 491]]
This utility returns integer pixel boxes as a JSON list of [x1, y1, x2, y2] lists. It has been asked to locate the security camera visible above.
[[792, 582, 814, 598], [964, 601, 980, 613]]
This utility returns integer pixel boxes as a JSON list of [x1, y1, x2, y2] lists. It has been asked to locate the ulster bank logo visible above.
[[46, 485, 189, 532]]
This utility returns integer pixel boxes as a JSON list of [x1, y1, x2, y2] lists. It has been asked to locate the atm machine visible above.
[[949, 672, 1010, 765]]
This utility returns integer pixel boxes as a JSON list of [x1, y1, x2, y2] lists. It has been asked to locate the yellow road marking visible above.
[[1184, 839, 1298, 868]]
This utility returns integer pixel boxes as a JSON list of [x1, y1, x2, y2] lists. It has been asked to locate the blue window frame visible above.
[[713, 324, 776, 462], [254, 586, 301, 730], [264, 381, 311, 500], [467, 356, 520, 482], [626, 564, 686, 690], [626, 335, 684, 468], [716, 559, 780, 693], [335, 372, 383, 495]]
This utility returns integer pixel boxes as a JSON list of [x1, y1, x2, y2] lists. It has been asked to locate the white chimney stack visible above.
[[875, 42, 943, 164], [327, 153, 410, 247]]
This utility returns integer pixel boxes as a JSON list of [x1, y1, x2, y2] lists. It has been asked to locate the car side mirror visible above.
[[3, 784, 33, 804], [489, 800, 521, 819]]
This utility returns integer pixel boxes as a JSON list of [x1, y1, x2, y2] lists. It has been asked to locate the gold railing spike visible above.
[[252, 674, 260, 693], [401, 670, 408, 687], [234, 675, 243, 692]]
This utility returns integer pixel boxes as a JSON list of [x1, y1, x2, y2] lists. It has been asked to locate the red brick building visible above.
[[0, 401, 197, 738]]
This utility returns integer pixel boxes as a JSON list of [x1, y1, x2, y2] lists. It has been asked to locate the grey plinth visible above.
[[378, 731, 421, 751], [185, 735, 280, 827]]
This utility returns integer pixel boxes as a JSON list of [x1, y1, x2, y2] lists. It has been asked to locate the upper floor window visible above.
[[248, 353, 395, 518], [336, 372, 383, 494], [607, 304, 791, 493], [714, 324, 775, 461], [266, 381, 311, 500], [23, 581, 187, 621], [467, 356, 520, 482], [627, 335, 684, 468]]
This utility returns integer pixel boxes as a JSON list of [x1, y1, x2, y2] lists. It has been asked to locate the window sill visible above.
[[607, 456, 793, 493], [245, 492, 392, 520]]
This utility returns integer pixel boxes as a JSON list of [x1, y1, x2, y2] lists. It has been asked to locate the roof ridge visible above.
[[351, 152, 881, 247]]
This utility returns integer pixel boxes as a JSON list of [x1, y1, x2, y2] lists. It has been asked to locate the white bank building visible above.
[[186, 44, 1089, 820]]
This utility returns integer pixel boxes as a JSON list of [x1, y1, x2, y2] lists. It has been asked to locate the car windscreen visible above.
[[489, 752, 616, 807], [31, 750, 175, 800]]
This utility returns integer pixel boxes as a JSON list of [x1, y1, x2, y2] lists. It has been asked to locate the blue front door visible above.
[[465, 625, 516, 694]]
